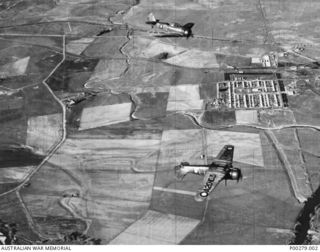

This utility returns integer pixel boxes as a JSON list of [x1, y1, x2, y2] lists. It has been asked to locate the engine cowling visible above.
[[226, 168, 242, 182]]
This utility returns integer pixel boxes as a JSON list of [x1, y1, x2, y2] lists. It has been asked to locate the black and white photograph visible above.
[[0, 0, 319, 250]]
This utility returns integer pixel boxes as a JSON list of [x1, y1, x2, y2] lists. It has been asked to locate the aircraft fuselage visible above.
[[153, 22, 188, 36], [178, 163, 229, 177], [174, 144, 242, 202]]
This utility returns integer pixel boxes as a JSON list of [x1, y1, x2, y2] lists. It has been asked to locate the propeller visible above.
[[183, 22, 194, 39], [186, 30, 193, 39], [237, 168, 243, 183]]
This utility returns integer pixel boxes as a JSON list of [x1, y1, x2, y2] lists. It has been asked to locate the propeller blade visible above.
[[186, 30, 193, 39], [237, 169, 243, 182]]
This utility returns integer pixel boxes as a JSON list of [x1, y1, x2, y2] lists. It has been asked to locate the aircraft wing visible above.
[[194, 170, 225, 202], [216, 145, 234, 162], [153, 34, 184, 38], [151, 28, 183, 37]]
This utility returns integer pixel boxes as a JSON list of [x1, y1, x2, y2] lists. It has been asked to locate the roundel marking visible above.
[[200, 191, 208, 197]]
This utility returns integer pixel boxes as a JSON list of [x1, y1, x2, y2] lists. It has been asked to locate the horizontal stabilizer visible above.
[[146, 21, 157, 26]]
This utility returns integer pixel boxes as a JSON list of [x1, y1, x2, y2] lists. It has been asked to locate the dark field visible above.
[[0, 147, 44, 168], [201, 110, 236, 127], [46, 57, 99, 92]]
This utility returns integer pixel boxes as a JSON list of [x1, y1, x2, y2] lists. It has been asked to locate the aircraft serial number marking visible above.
[[289, 246, 319, 251]]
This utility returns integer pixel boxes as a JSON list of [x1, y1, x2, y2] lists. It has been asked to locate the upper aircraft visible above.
[[175, 145, 243, 202], [146, 13, 194, 38]]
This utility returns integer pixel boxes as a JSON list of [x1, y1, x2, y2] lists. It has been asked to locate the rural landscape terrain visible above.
[[0, 0, 320, 245]]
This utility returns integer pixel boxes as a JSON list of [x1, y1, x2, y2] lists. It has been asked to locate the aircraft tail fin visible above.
[[146, 13, 159, 25], [182, 23, 194, 38], [182, 23, 194, 30]]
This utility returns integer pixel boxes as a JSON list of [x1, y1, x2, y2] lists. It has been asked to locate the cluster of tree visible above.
[[0, 219, 17, 245], [41, 232, 101, 245], [0, 219, 101, 245]]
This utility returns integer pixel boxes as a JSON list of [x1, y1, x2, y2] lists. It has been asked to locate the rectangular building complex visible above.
[[217, 79, 284, 109]]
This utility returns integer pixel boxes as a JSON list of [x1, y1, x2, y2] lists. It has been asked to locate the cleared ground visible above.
[[110, 210, 200, 244], [66, 38, 95, 55], [0, 166, 33, 183], [272, 129, 313, 200], [79, 103, 132, 130], [236, 110, 258, 125], [0, 56, 30, 77], [26, 113, 63, 155], [167, 84, 204, 111]]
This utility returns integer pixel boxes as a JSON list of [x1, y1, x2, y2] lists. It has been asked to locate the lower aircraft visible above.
[[146, 13, 194, 38], [175, 145, 243, 202]]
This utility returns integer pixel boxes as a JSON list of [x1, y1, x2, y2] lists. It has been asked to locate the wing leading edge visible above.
[[194, 170, 225, 202]]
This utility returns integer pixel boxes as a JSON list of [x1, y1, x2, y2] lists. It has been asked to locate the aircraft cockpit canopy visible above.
[[169, 23, 181, 27]]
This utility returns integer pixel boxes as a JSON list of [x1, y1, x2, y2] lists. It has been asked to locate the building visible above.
[[217, 79, 285, 109], [251, 53, 278, 68]]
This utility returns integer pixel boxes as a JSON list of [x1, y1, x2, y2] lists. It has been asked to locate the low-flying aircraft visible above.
[[174, 145, 242, 202], [146, 13, 194, 38]]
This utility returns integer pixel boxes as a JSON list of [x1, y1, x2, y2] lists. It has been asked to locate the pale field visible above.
[[109, 210, 200, 244], [26, 113, 63, 155], [85, 59, 127, 84], [159, 129, 264, 167], [273, 129, 313, 198], [0, 57, 30, 77], [167, 84, 200, 101], [164, 49, 219, 68], [167, 84, 204, 111], [167, 99, 204, 111], [135, 86, 170, 94], [283, 149, 313, 198], [79, 103, 131, 130], [0, 166, 33, 183], [40, 0, 122, 24], [129, 0, 208, 11], [206, 130, 264, 167], [66, 38, 95, 55], [235, 110, 258, 125], [126, 36, 186, 58]]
